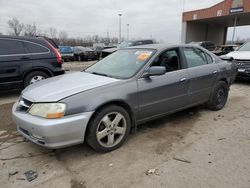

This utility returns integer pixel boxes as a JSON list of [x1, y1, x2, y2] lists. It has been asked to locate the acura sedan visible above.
[[12, 44, 237, 152]]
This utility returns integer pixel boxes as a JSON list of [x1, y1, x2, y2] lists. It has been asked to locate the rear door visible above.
[[137, 48, 190, 122], [0, 38, 31, 85], [182, 47, 219, 104]]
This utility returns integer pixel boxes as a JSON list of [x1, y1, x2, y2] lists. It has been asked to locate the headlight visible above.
[[29, 103, 66, 119]]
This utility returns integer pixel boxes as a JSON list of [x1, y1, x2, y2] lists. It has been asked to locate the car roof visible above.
[[0, 35, 44, 41], [127, 44, 201, 50]]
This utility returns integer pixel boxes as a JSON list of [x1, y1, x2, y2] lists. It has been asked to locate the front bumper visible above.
[[12, 102, 94, 149], [236, 69, 250, 80]]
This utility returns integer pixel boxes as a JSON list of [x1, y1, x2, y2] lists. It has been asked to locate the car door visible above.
[[0, 38, 30, 86], [182, 47, 219, 105], [137, 48, 190, 122]]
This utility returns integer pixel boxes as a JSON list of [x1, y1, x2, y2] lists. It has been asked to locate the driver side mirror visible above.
[[142, 66, 166, 78]]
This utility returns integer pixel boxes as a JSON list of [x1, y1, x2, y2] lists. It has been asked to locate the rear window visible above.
[[0, 38, 26, 55], [24, 41, 50, 54]]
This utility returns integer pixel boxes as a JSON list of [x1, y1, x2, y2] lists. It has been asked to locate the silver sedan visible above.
[[12, 44, 237, 152]]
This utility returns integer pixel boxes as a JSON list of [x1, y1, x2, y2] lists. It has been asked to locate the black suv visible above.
[[0, 35, 65, 90]]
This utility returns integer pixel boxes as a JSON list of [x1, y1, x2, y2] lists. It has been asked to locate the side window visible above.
[[24, 41, 49, 54], [205, 53, 214, 64], [0, 39, 26, 55], [151, 49, 180, 72], [183, 48, 207, 68]]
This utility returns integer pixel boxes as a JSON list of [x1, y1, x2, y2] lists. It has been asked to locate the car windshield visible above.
[[85, 49, 155, 79], [238, 42, 250, 51]]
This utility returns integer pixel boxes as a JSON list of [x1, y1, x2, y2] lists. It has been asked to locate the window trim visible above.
[[0, 38, 50, 57], [183, 47, 215, 68], [149, 48, 182, 70]]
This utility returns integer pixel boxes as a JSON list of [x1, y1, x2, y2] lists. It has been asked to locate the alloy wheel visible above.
[[96, 112, 127, 148]]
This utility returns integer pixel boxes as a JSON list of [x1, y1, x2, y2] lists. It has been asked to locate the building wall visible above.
[[183, 0, 250, 22], [181, 0, 249, 44], [182, 22, 226, 45], [185, 22, 207, 43], [206, 25, 226, 45]]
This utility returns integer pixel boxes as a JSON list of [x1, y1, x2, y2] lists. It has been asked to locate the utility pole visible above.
[[232, 15, 237, 44], [127, 24, 129, 41], [118, 14, 122, 43]]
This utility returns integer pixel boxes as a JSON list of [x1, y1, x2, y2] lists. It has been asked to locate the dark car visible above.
[[73, 46, 97, 61], [0, 35, 65, 90], [190, 41, 216, 51], [59, 46, 74, 62], [101, 39, 154, 58], [212, 45, 239, 56], [94, 45, 117, 60], [12, 44, 237, 152]]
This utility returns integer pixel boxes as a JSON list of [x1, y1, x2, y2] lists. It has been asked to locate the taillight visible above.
[[45, 40, 62, 64]]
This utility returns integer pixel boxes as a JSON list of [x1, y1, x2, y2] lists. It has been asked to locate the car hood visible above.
[[22, 72, 119, 102], [226, 51, 250, 60]]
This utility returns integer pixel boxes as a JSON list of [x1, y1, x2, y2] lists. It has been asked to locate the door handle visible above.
[[180, 78, 187, 82], [213, 71, 218, 74]]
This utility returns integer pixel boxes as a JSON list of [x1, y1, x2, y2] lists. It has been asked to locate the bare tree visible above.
[[24, 23, 37, 36], [58, 31, 68, 45], [48, 27, 57, 38], [7, 18, 24, 36]]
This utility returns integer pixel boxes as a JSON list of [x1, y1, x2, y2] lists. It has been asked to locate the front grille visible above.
[[234, 59, 250, 68], [16, 97, 33, 112]]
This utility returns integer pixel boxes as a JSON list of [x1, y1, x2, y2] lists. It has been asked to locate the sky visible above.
[[0, 0, 249, 43]]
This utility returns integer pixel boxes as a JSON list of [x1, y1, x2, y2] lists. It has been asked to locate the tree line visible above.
[[6, 17, 119, 47]]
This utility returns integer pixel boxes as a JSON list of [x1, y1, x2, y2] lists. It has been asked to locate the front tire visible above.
[[24, 71, 50, 88], [86, 105, 131, 152], [207, 81, 229, 111]]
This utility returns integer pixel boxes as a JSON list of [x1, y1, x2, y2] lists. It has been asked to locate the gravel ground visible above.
[[0, 74, 249, 188]]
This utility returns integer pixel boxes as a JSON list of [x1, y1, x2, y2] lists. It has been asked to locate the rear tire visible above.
[[207, 81, 229, 111], [78, 56, 82, 62], [86, 105, 131, 152], [24, 71, 50, 88]]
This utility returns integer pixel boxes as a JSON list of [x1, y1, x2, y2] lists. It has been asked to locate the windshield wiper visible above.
[[91, 72, 110, 77]]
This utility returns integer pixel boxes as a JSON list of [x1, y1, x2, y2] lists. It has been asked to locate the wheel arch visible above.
[[85, 100, 136, 139], [22, 67, 53, 80], [218, 78, 229, 86]]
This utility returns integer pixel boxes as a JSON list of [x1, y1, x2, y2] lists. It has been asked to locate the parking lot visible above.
[[0, 61, 249, 188]]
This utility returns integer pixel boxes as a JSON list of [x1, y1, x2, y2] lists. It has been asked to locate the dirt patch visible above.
[[137, 107, 201, 155], [0, 103, 20, 143], [70, 179, 86, 188], [229, 96, 246, 103]]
